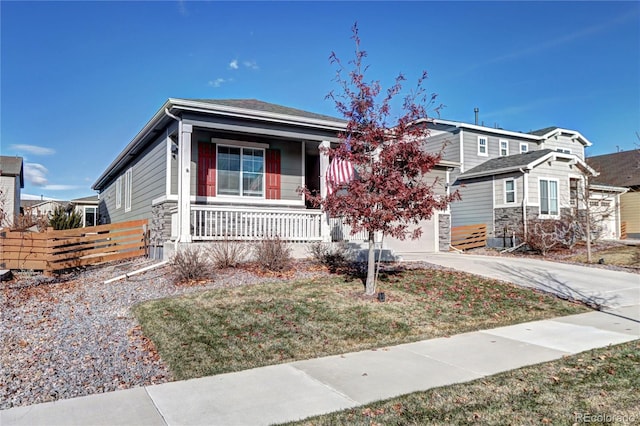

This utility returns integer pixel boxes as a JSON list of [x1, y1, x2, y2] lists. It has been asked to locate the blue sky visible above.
[[1, 1, 639, 201]]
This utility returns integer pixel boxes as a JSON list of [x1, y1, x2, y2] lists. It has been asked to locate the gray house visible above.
[[0, 156, 24, 228], [420, 119, 614, 246], [92, 99, 455, 258]]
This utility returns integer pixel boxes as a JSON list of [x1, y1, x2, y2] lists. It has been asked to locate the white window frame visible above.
[[499, 139, 509, 156], [124, 168, 132, 212], [216, 145, 266, 199], [556, 148, 571, 154], [504, 179, 516, 204], [539, 178, 559, 217], [520, 142, 529, 153], [83, 206, 98, 227], [115, 176, 122, 209], [477, 136, 488, 156]]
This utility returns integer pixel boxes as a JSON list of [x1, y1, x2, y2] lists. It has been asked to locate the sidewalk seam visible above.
[[144, 386, 169, 426]]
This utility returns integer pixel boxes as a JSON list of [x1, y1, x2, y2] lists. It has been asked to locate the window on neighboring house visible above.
[[124, 168, 132, 212], [115, 176, 122, 209], [478, 136, 488, 156], [520, 143, 529, 153], [84, 206, 97, 227], [499, 140, 509, 156], [539, 179, 558, 216], [556, 148, 571, 154], [505, 179, 516, 203], [217, 146, 265, 197]]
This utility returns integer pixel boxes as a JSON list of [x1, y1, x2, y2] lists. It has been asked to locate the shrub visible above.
[[253, 236, 292, 272], [209, 239, 248, 268], [526, 219, 563, 256], [49, 205, 82, 230], [308, 242, 351, 272], [171, 245, 212, 283]]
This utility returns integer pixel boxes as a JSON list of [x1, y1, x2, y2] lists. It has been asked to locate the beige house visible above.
[[587, 150, 640, 239]]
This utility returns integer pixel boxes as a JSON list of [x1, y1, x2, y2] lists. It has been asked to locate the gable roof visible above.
[[0, 156, 24, 187], [426, 120, 592, 147], [459, 149, 596, 179], [586, 150, 640, 187], [93, 98, 347, 191], [192, 99, 345, 123]]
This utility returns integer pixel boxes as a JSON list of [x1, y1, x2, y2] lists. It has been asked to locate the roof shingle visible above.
[[586, 151, 640, 187]]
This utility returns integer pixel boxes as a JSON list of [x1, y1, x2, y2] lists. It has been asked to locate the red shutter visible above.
[[197, 142, 216, 197], [265, 149, 281, 200]]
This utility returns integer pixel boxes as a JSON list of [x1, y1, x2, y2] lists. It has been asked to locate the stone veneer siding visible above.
[[151, 201, 177, 248], [438, 214, 451, 252]]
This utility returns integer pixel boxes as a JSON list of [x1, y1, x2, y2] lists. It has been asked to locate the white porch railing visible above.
[[329, 217, 369, 241], [191, 206, 324, 241]]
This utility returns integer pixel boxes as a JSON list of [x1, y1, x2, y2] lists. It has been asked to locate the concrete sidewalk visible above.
[[2, 308, 638, 426]]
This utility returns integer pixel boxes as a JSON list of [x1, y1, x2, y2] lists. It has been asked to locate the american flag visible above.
[[326, 137, 354, 195]]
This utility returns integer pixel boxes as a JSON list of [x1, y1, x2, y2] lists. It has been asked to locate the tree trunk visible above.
[[364, 231, 376, 295], [586, 209, 592, 263]]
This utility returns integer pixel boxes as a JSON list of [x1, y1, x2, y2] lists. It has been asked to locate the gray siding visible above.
[[541, 134, 585, 160], [99, 133, 167, 224], [527, 159, 578, 210], [494, 171, 524, 207], [270, 139, 303, 201], [450, 177, 494, 236], [422, 128, 459, 162], [0, 175, 19, 226]]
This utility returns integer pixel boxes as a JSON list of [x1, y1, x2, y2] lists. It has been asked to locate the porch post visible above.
[[178, 123, 193, 243], [319, 140, 331, 242]]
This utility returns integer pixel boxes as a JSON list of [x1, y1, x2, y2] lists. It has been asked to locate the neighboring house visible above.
[[92, 99, 455, 258], [421, 120, 607, 246], [22, 199, 65, 218], [70, 195, 100, 227], [0, 156, 24, 228], [587, 150, 640, 239]]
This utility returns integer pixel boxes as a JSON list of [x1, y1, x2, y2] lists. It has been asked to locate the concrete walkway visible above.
[[2, 256, 639, 426], [417, 253, 640, 310]]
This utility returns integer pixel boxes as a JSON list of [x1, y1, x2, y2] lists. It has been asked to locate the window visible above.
[[124, 168, 132, 212], [115, 176, 122, 209], [520, 143, 529, 153], [478, 136, 488, 156], [556, 148, 571, 154], [84, 206, 97, 227], [505, 179, 516, 203], [539, 179, 558, 216], [499, 140, 509, 156], [217, 146, 264, 197]]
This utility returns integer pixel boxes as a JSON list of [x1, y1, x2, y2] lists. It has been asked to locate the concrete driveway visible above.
[[419, 253, 640, 316]]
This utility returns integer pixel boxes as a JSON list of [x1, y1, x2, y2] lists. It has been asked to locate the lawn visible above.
[[133, 268, 588, 380], [570, 244, 640, 268], [289, 340, 640, 425]]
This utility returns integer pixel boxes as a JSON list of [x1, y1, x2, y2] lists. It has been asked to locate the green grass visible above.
[[289, 340, 640, 425], [133, 268, 588, 380]]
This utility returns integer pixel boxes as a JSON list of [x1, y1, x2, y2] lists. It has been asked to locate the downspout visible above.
[[164, 108, 182, 250], [519, 168, 529, 241]]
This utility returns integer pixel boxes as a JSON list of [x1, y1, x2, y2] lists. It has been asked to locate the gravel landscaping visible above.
[[0, 258, 326, 410]]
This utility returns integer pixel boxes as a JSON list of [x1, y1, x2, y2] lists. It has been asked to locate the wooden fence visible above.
[[451, 223, 487, 251], [620, 221, 627, 240], [0, 219, 148, 274]]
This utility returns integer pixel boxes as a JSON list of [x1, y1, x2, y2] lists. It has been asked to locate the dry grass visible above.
[[290, 340, 640, 425], [570, 244, 640, 268], [133, 268, 588, 380]]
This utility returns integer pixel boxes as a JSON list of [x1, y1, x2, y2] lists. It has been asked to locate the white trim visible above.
[[192, 196, 305, 207], [504, 178, 516, 204], [115, 176, 122, 209], [477, 136, 488, 156], [212, 138, 269, 149], [538, 177, 559, 218], [499, 139, 509, 156], [301, 141, 306, 202], [459, 129, 464, 172], [216, 145, 266, 198], [124, 167, 132, 213], [166, 137, 172, 197], [520, 142, 529, 153]]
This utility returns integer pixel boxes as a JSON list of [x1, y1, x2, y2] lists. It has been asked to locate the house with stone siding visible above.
[[92, 98, 456, 258], [420, 120, 625, 246]]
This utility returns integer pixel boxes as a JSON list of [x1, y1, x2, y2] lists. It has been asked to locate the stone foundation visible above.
[[438, 214, 451, 252]]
